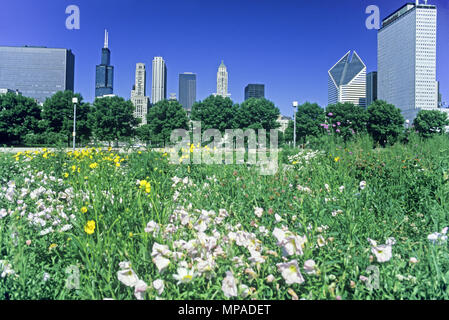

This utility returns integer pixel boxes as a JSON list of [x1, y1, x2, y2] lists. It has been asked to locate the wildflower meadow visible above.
[[1, 133, 449, 300]]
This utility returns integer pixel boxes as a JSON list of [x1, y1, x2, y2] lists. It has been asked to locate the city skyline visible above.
[[0, 0, 447, 116]]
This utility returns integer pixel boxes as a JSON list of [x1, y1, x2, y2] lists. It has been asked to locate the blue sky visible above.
[[0, 0, 447, 117]]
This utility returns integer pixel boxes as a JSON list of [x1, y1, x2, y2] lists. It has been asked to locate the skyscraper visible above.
[[214, 61, 231, 98], [152, 57, 167, 104], [378, 1, 437, 121], [328, 51, 367, 107], [366, 72, 378, 107], [179, 73, 196, 110], [131, 63, 150, 126], [0, 46, 74, 104], [95, 30, 114, 98], [245, 84, 265, 100]]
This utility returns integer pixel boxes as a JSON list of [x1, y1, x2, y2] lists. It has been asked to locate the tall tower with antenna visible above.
[[95, 29, 114, 97]]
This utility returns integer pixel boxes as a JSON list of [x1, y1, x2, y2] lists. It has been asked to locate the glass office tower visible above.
[[245, 84, 265, 100], [0, 46, 75, 103], [179, 73, 196, 110], [95, 30, 114, 97]]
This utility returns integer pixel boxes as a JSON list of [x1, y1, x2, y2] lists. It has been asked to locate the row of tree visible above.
[[1, 90, 447, 148], [0, 91, 281, 147], [285, 101, 449, 147]]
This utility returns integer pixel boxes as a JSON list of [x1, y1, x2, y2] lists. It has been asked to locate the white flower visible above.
[[266, 274, 275, 283], [0, 260, 15, 278], [275, 214, 282, 223], [117, 268, 139, 287], [119, 261, 132, 269], [239, 284, 250, 298], [254, 207, 263, 218], [134, 279, 148, 300], [303, 260, 316, 275], [151, 243, 172, 258], [428, 227, 448, 244], [371, 244, 393, 263], [277, 260, 305, 285], [173, 266, 196, 284], [40, 227, 54, 236], [316, 235, 326, 247], [339, 186, 345, 193], [144, 221, 159, 234], [60, 224, 72, 232], [332, 210, 343, 217], [248, 248, 266, 264], [222, 271, 238, 298], [324, 184, 330, 192], [281, 235, 306, 256], [272, 228, 286, 243], [152, 255, 171, 272], [153, 279, 164, 295], [43, 272, 50, 282], [0, 208, 7, 219], [360, 181, 367, 190]]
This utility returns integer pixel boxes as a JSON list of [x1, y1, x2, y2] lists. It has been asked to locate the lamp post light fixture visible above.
[[292, 101, 298, 149], [72, 97, 78, 150]]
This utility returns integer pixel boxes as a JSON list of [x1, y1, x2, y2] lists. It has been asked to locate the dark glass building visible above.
[[95, 30, 114, 97], [0, 46, 74, 103], [179, 73, 196, 110], [245, 84, 265, 100], [366, 71, 378, 107]]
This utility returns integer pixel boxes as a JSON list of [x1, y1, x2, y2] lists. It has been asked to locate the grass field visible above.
[[1, 134, 449, 300]]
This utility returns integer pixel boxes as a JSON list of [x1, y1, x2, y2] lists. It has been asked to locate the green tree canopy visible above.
[[234, 98, 280, 130], [90, 96, 138, 146], [191, 95, 238, 132], [325, 102, 369, 141], [367, 100, 404, 147], [0, 92, 42, 145], [41, 90, 92, 146], [285, 102, 325, 143], [413, 109, 449, 138], [141, 99, 189, 146]]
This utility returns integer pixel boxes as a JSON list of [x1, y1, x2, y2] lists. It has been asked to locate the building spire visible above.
[[104, 29, 109, 49]]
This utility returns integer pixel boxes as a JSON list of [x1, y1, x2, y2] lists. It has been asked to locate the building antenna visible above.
[[104, 29, 109, 49]]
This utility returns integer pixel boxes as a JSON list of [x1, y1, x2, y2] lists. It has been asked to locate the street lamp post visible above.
[[292, 101, 298, 149], [72, 97, 78, 150]]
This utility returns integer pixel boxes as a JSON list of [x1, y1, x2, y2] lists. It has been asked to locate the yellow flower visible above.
[[334, 157, 340, 162], [63, 173, 69, 178], [115, 162, 121, 168], [49, 243, 58, 250], [129, 232, 133, 238], [89, 162, 98, 169], [81, 207, 88, 214], [139, 180, 151, 194], [71, 165, 77, 172], [84, 220, 96, 235]]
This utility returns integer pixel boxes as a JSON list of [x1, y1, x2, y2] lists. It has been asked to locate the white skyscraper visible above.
[[328, 51, 367, 107], [131, 63, 150, 126], [378, 1, 437, 121], [152, 57, 167, 104], [214, 61, 231, 98]]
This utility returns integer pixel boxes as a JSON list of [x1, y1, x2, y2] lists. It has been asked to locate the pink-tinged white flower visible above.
[[266, 274, 275, 283], [117, 267, 139, 287], [276, 260, 305, 285], [248, 248, 266, 264], [173, 266, 196, 284], [134, 279, 148, 300], [409, 257, 419, 264], [239, 284, 250, 298], [371, 244, 393, 263], [151, 243, 172, 258], [281, 235, 306, 256], [359, 275, 369, 282], [222, 271, 238, 298], [254, 207, 263, 218], [152, 255, 170, 272], [195, 256, 216, 275], [360, 181, 367, 190], [194, 216, 210, 232], [153, 279, 164, 295], [275, 214, 282, 223], [144, 221, 159, 234], [273, 228, 287, 243], [0, 209, 7, 219], [303, 260, 316, 275]]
